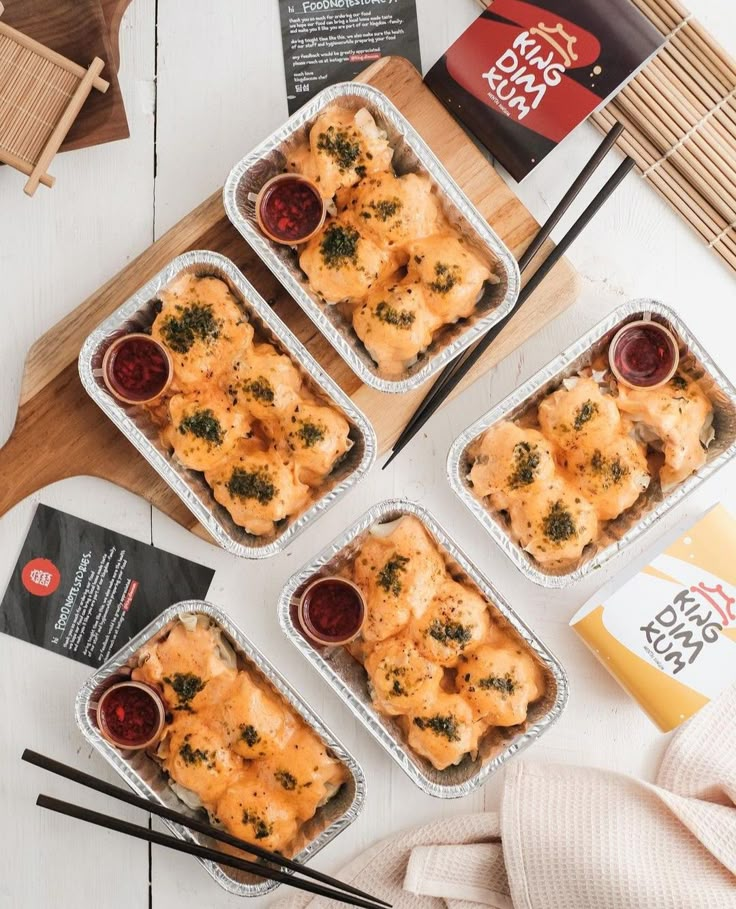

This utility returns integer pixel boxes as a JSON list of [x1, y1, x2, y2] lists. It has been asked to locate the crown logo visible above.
[[529, 21, 579, 68]]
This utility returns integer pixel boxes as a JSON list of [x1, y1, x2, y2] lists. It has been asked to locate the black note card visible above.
[[0, 505, 215, 668], [279, 0, 421, 114]]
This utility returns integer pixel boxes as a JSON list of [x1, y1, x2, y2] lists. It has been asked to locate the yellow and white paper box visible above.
[[571, 506, 736, 732]]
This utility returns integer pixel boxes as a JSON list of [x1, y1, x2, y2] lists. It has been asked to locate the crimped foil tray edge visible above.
[[78, 250, 377, 559], [448, 300, 736, 588], [277, 499, 568, 799], [223, 81, 520, 394], [75, 600, 366, 897]]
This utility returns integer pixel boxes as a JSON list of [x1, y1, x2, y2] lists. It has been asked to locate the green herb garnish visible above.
[[160, 303, 219, 354], [240, 725, 261, 747], [508, 441, 541, 489], [227, 467, 276, 505], [179, 742, 209, 765], [590, 449, 630, 486], [573, 400, 599, 431], [242, 810, 272, 840], [296, 420, 326, 448], [377, 554, 410, 596], [242, 376, 275, 404], [542, 500, 577, 543], [163, 672, 206, 708], [179, 409, 224, 445], [274, 770, 297, 791], [320, 224, 360, 268], [375, 301, 415, 329], [317, 127, 361, 170], [413, 714, 460, 742], [478, 674, 516, 696], [370, 197, 401, 221], [391, 678, 407, 696], [428, 619, 472, 647], [428, 262, 460, 295]]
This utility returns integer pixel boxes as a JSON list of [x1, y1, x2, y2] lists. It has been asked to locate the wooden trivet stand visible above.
[[0, 0, 109, 195]]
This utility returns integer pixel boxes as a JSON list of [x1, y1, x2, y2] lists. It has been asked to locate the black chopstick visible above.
[[517, 122, 625, 273], [37, 794, 388, 909], [385, 122, 626, 466], [23, 750, 389, 908], [383, 153, 635, 468]]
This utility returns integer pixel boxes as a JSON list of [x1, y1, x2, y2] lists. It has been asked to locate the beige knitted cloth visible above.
[[276, 686, 736, 909]]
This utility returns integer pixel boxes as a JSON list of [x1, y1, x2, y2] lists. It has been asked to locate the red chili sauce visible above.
[[259, 176, 324, 243], [300, 578, 365, 645], [611, 324, 677, 388], [105, 335, 170, 402], [99, 684, 163, 748]]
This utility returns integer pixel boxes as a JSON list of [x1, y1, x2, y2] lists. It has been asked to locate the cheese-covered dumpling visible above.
[[132, 621, 235, 713], [616, 372, 712, 489], [508, 477, 599, 566], [337, 172, 441, 254], [413, 578, 491, 667], [560, 435, 650, 521], [468, 422, 557, 511], [215, 769, 300, 854], [258, 726, 348, 822], [364, 633, 442, 716], [227, 342, 303, 423], [353, 282, 441, 376], [352, 516, 446, 642], [151, 275, 254, 391], [278, 401, 352, 486], [210, 671, 296, 759], [406, 234, 494, 323], [457, 642, 544, 724], [293, 107, 393, 200], [407, 694, 484, 771], [164, 390, 249, 471], [300, 219, 397, 304], [205, 439, 310, 536], [537, 377, 622, 451], [163, 715, 243, 804]]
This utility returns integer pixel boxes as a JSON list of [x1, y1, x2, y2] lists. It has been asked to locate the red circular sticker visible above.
[[21, 558, 61, 597]]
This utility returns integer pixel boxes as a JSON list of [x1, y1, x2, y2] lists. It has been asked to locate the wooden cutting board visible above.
[[0, 57, 580, 538], [1, 0, 129, 151]]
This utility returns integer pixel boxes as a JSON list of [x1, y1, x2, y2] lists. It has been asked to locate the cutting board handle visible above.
[[0, 358, 207, 534], [0, 403, 62, 516]]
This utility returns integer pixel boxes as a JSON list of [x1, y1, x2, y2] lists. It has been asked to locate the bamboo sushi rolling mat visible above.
[[479, 0, 736, 274]]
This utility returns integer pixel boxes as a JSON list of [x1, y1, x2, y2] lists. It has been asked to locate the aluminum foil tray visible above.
[[78, 250, 376, 559], [75, 601, 366, 897], [223, 82, 520, 394], [277, 500, 568, 798], [448, 300, 736, 588]]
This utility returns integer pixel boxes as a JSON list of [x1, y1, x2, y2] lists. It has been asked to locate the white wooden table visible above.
[[2, 2, 736, 906]]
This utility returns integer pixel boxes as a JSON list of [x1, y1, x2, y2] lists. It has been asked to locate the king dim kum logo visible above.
[[481, 22, 579, 121], [639, 581, 735, 675], [21, 557, 61, 597]]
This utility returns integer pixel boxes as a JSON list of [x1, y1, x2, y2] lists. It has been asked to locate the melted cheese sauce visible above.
[[470, 369, 714, 569], [343, 516, 546, 771], [287, 105, 500, 377], [134, 619, 348, 858], [147, 275, 353, 537]]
